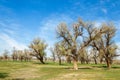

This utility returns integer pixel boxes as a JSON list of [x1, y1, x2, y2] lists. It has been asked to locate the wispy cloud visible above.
[[0, 18, 28, 54], [0, 33, 27, 50], [101, 8, 107, 14], [39, 15, 73, 46], [38, 15, 73, 56], [3, 28, 15, 35]]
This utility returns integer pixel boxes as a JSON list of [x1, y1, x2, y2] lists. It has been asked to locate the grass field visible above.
[[0, 61, 120, 80]]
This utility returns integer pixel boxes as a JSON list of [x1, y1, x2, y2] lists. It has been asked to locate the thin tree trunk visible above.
[[59, 59, 61, 65], [93, 58, 97, 64], [100, 58, 103, 64], [58, 57, 61, 65]]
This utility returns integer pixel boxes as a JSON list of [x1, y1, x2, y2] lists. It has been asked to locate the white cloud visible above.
[[116, 42, 120, 60], [114, 20, 120, 30], [0, 33, 27, 50], [94, 20, 106, 27], [94, 22, 102, 27], [3, 28, 15, 35], [0, 15, 36, 55], [101, 8, 107, 14]]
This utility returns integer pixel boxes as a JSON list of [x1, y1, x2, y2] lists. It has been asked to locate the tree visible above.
[[50, 47, 56, 62], [91, 23, 117, 68], [3, 50, 9, 60], [66, 55, 72, 64], [79, 48, 90, 64], [102, 23, 117, 68], [0, 56, 3, 61], [90, 48, 98, 64], [51, 42, 72, 65], [12, 47, 18, 61], [29, 38, 47, 64], [53, 43, 64, 65], [56, 19, 109, 70], [24, 49, 32, 61]]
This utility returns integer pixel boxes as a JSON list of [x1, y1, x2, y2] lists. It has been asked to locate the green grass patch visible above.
[[0, 61, 120, 80]]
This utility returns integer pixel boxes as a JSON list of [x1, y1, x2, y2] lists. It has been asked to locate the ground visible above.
[[0, 61, 120, 80]]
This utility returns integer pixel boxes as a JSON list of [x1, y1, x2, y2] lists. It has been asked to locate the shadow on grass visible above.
[[112, 66, 120, 69], [64, 67, 92, 70], [92, 65, 107, 68], [92, 65, 120, 69], [33, 62, 66, 66], [11, 78, 25, 80], [78, 67, 92, 69], [0, 73, 9, 78]]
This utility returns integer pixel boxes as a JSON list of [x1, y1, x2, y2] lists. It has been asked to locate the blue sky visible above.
[[0, 0, 120, 56]]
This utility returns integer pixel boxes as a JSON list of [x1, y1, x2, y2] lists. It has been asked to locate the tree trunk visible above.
[[100, 58, 103, 64], [73, 59, 78, 70], [106, 58, 111, 69], [53, 58, 55, 63], [66, 56, 71, 64], [58, 57, 61, 65], [93, 58, 97, 64], [39, 57, 45, 64]]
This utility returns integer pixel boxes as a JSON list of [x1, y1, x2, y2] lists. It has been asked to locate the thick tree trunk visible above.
[[100, 58, 103, 64], [39, 57, 45, 64], [66, 56, 71, 64], [40, 59, 45, 64], [106, 58, 111, 69], [73, 59, 78, 70], [80, 58, 85, 64]]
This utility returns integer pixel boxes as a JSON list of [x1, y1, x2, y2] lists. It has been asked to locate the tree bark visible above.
[[73, 59, 78, 70], [58, 57, 61, 65], [93, 58, 97, 64], [59, 59, 61, 65], [66, 56, 71, 64], [100, 57, 103, 64], [38, 57, 45, 64], [106, 58, 111, 69]]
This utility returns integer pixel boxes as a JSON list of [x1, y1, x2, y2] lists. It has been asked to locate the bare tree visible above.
[[18, 50, 24, 62], [0, 56, 3, 61], [66, 55, 72, 64], [29, 38, 47, 64], [100, 23, 117, 68], [3, 50, 9, 60], [91, 23, 117, 68], [79, 48, 90, 64], [56, 19, 108, 70], [90, 48, 98, 64], [12, 47, 18, 61], [53, 43, 64, 65], [24, 49, 32, 61], [50, 47, 56, 62]]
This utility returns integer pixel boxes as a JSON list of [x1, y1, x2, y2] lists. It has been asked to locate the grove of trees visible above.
[[0, 18, 119, 70]]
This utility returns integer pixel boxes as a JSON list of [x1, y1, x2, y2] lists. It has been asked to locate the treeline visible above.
[[0, 48, 32, 61], [0, 18, 119, 70]]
